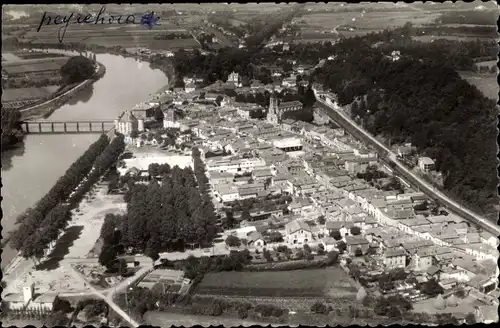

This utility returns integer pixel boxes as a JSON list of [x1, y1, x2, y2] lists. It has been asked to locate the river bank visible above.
[[1, 52, 169, 270], [20, 62, 107, 121], [8, 40, 175, 85]]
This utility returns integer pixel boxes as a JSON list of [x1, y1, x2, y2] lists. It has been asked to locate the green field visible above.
[[20, 23, 199, 50], [144, 311, 271, 327], [195, 267, 357, 298], [2, 86, 59, 102], [413, 35, 497, 43], [459, 71, 499, 101], [299, 11, 439, 31]]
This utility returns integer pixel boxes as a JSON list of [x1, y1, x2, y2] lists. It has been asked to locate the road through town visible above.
[[313, 89, 500, 235], [66, 264, 154, 327]]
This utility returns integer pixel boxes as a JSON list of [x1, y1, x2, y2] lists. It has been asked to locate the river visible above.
[[1, 52, 169, 268]]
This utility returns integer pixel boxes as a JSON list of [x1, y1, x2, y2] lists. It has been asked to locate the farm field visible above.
[[459, 71, 499, 101], [144, 311, 274, 327], [23, 26, 188, 40], [412, 35, 498, 43], [2, 56, 69, 67], [292, 38, 340, 44], [2, 86, 60, 102], [12, 51, 67, 60], [195, 267, 357, 298], [20, 24, 200, 50], [298, 11, 440, 31]]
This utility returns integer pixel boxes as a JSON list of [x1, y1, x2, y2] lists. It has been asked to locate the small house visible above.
[[384, 247, 407, 269], [345, 235, 370, 256], [418, 157, 435, 172], [427, 265, 442, 279], [284, 220, 313, 245], [247, 231, 265, 247], [321, 237, 338, 252]]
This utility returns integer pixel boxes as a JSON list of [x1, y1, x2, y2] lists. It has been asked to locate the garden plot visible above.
[[195, 267, 357, 298]]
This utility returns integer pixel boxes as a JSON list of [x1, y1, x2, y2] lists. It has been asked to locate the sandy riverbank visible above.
[[2, 185, 126, 296]]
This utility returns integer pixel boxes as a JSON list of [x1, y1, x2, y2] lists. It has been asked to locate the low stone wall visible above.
[[20, 62, 106, 120]]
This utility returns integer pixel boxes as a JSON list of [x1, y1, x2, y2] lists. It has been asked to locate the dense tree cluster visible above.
[[420, 279, 444, 297], [116, 288, 284, 321], [98, 149, 217, 266], [42, 311, 69, 327], [373, 294, 413, 318], [180, 251, 252, 283], [1, 107, 23, 151], [124, 167, 212, 251], [11, 136, 109, 249], [60, 55, 95, 84], [197, 33, 216, 49], [10, 134, 125, 262], [356, 165, 388, 182], [153, 32, 192, 40], [172, 48, 253, 85], [310, 301, 332, 314], [313, 32, 498, 215]]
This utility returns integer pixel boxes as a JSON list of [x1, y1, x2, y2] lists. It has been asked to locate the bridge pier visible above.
[[51, 122, 54, 132], [64, 123, 67, 132], [89, 122, 92, 132], [76, 122, 79, 132], [101, 122, 104, 132], [38, 123, 42, 133], [25, 122, 29, 133]]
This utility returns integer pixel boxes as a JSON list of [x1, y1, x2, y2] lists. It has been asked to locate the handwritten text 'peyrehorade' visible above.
[[37, 6, 160, 43]]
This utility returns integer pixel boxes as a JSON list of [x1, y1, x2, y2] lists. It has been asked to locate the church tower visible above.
[[267, 92, 280, 125]]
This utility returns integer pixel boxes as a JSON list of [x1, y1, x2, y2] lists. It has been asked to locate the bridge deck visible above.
[[22, 120, 115, 134], [26, 131, 110, 135]]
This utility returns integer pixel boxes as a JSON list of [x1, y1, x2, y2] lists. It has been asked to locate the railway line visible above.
[[314, 89, 500, 235]]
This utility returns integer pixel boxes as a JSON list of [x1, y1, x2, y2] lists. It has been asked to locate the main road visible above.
[[313, 88, 500, 235]]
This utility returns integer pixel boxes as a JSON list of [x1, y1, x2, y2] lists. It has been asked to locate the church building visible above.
[[267, 92, 303, 125]]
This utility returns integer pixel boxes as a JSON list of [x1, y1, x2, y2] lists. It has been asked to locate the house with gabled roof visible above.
[[384, 247, 407, 269], [284, 220, 313, 245], [345, 235, 370, 255], [247, 231, 266, 248]]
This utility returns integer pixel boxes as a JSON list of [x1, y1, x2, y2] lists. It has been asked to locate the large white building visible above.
[[272, 136, 303, 152], [206, 157, 267, 174], [418, 157, 435, 172], [2, 281, 58, 313], [114, 110, 144, 141], [163, 107, 180, 129]]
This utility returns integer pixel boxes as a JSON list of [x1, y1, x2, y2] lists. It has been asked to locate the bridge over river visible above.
[[21, 120, 115, 135]]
